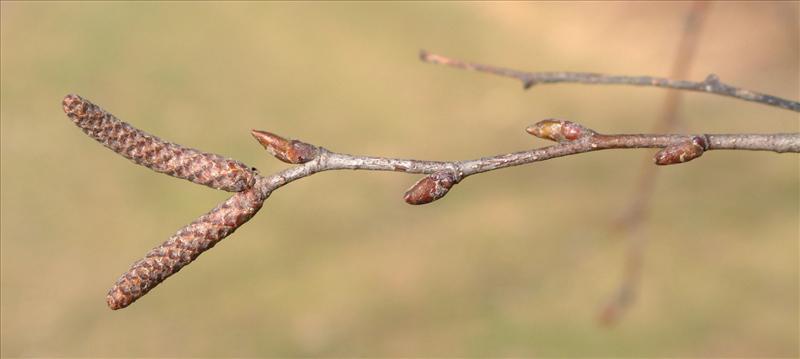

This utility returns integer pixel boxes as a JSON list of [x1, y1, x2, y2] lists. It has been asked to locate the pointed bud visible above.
[[251, 130, 319, 164], [403, 171, 457, 205], [654, 136, 707, 165], [526, 119, 594, 142]]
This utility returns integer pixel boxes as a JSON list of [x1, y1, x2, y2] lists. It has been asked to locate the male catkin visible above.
[[62, 94, 256, 192], [106, 185, 267, 309]]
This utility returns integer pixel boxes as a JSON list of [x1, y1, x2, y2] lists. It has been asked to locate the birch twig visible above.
[[62, 95, 798, 309]]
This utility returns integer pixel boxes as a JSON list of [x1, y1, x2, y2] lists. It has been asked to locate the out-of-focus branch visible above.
[[419, 50, 800, 112], [62, 95, 799, 309], [601, 1, 712, 326]]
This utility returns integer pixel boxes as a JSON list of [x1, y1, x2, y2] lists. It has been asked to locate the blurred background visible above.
[[1, 1, 798, 357]]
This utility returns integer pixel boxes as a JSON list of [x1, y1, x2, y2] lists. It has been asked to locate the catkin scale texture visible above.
[[106, 186, 267, 309], [62, 94, 256, 192]]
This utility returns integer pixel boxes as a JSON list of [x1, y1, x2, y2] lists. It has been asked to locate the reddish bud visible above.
[[526, 119, 593, 142], [251, 129, 319, 164], [654, 136, 707, 165], [403, 171, 457, 205]]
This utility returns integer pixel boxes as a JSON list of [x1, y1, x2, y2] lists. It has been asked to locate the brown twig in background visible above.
[[419, 51, 800, 113], [600, 1, 711, 326], [62, 95, 799, 310]]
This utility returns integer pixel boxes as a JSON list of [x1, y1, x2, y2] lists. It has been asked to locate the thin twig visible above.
[[419, 51, 800, 112], [264, 133, 798, 189]]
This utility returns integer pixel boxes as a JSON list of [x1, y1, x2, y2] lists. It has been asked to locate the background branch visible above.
[[419, 51, 800, 112], [601, 1, 711, 326]]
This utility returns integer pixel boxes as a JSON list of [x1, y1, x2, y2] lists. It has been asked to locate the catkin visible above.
[[62, 94, 256, 192], [106, 185, 267, 310]]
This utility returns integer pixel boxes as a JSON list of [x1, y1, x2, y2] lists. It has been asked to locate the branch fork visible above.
[[62, 52, 799, 310]]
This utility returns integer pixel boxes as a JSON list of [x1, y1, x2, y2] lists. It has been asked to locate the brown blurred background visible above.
[[1, 1, 798, 357]]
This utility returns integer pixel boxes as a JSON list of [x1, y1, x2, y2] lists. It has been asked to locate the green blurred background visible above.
[[1, 1, 798, 357]]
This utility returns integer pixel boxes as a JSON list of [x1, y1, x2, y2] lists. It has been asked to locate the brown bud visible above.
[[251, 129, 318, 164], [403, 171, 457, 205], [526, 119, 593, 142], [654, 136, 707, 165]]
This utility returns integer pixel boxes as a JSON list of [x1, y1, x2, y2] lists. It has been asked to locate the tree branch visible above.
[[63, 83, 799, 309], [419, 50, 800, 112], [251, 122, 797, 194], [257, 131, 798, 200]]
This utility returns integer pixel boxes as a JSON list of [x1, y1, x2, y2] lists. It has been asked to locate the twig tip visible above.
[[252, 129, 319, 164], [527, 119, 595, 142], [419, 49, 430, 61]]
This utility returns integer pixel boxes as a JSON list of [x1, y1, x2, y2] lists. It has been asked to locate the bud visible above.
[[403, 171, 457, 205], [654, 136, 707, 165], [251, 129, 319, 164], [526, 119, 593, 142]]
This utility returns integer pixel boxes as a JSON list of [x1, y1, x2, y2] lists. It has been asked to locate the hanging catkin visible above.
[[62, 94, 256, 192], [106, 184, 267, 309]]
